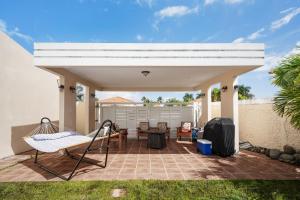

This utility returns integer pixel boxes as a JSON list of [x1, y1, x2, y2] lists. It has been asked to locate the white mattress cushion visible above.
[[24, 131, 92, 153]]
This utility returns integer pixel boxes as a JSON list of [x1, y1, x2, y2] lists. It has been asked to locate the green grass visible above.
[[0, 180, 299, 200]]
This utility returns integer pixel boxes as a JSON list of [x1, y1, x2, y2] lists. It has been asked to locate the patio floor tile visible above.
[[0, 139, 299, 181]]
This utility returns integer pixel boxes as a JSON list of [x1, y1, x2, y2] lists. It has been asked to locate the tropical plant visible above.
[[272, 54, 300, 130], [76, 85, 84, 101], [166, 98, 182, 104], [141, 96, 151, 104], [157, 96, 163, 103], [183, 93, 194, 103], [238, 85, 254, 100], [211, 88, 221, 102]]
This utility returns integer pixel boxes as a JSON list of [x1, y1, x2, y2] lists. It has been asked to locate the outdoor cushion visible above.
[[181, 122, 192, 132], [32, 131, 78, 141], [25, 127, 111, 153], [24, 132, 92, 153], [139, 122, 149, 131]]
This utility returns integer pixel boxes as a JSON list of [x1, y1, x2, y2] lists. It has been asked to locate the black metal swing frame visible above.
[[33, 118, 113, 181]]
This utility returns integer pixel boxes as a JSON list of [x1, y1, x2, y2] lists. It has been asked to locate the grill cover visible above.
[[203, 118, 235, 157]]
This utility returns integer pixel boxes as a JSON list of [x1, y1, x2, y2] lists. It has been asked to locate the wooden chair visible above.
[[177, 121, 193, 141], [137, 122, 151, 141], [155, 122, 170, 140]]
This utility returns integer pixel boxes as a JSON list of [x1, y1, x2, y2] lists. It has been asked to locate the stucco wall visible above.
[[0, 32, 59, 158], [76, 101, 85, 134], [211, 101, 300, 150]]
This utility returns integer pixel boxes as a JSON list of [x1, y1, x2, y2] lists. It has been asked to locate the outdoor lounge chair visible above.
[[154, 122, 170, 140], [137, 122, 152, 141], [24, 117, 116, 181], [177, 121, 193, 141]]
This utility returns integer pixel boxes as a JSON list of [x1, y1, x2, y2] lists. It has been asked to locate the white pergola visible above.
[[34, 43, 264, 152]]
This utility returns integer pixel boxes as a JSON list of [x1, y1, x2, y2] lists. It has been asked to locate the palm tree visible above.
[[211, 88, 221, 102], [141, 96, 151, 104], [157, 96, 163, 103], [166, 98, 181, 103], [238, 85, 254, 100], [76, 85, 84, 101], [183, 93, 194, 103], [272, 54, 300, 130]]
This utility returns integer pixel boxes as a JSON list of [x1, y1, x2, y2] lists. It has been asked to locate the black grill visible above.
[[203, 118, 235, 157]]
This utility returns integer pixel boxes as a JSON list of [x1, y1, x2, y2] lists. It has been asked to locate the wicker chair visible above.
[[177, 121, 193, 141]]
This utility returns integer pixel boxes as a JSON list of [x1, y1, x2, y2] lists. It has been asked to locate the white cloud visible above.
[[0, 19, 8, 32], [0, 19, 33, 43], [135, 0, 155, 8], [280, 7, 295, 14], [233, 27, 265, 43], [153, 5, 199, 31], [256, 43, 300, 72], [247, 28, 265, 40], [204, 0, 217, 6], [271, 7, 300, 31], [136, 34, 143, 41], [233, 37, 245, 43], [155, 5, 199, 19]]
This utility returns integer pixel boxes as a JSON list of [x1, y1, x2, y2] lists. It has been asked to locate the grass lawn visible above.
[[0, 180, 299, 200]]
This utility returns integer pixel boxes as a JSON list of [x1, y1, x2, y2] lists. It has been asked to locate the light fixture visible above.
[[234, 85, 239, 90], [141, 70, 150, 77], [57, 79, 64, 90], [69, 86, 76, 93], [221, 86, 228, 92]]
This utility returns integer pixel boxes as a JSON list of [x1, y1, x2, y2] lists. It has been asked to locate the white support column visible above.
[[84, 86, 96, 134], [59, 75, 76, 131], [221, 76, 239, 152], [199, 85, 212, 127]]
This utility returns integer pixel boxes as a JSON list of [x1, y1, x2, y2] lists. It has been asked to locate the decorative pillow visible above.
[[158, 122, 167, 132], [140, 122, 149, 131], [181, 122, 192, 132]]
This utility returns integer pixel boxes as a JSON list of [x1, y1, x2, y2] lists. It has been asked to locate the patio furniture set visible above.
[[23, 117, 234, 181]]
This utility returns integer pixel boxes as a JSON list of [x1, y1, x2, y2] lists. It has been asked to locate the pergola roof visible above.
[[34, 43, 264, 91]]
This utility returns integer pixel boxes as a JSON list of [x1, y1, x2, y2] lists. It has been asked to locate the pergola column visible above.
[[199, 85, 212, 127], [221, 76, 239, 152], [59, 75, 76, 131], [84, 86, 96, 133]]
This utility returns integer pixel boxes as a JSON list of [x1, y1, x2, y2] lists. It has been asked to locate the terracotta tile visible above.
[[0, 140, 299, 181]]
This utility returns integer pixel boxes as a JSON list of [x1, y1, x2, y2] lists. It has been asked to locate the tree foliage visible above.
[[238, 85, 254, 100], [76, 85, 84, 101], [183, 93, 194, 103], [211, 88, 221, 102], [272, 54, 300, 130]]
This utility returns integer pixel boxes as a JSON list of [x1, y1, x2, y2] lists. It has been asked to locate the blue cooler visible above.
[[197, 139, 212, 155]]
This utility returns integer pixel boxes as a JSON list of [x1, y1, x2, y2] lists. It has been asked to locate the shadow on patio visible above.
[[0, 139, 299, 182]]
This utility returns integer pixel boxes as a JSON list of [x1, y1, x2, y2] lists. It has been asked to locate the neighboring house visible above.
[[0, 32, 59, 158], [98, 96, 134, 104]]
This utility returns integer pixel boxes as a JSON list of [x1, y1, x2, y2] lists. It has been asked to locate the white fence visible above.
[[97, 103, 197, 138]]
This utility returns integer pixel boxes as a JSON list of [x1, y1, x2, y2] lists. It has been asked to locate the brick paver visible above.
[[0, 139, 299, 182]]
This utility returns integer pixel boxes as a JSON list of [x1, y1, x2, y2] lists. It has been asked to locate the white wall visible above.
[[100, 104, 194, 138], [212, 100, 300, 150], [0, 32, 59, 158]]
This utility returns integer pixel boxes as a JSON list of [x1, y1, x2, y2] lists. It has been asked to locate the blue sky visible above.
[[0, 0, 299, 102]]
